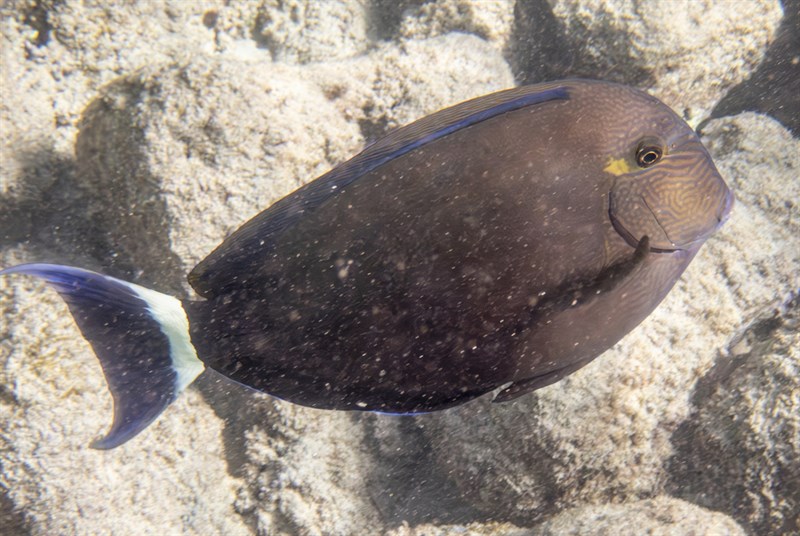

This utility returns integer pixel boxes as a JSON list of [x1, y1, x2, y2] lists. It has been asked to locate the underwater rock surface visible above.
[[531, 0, 782, 123], [532, 496, 747, 535], [75, 58, 362, 288], [0, 1, 797, 535], [669, 295, 800, 535]]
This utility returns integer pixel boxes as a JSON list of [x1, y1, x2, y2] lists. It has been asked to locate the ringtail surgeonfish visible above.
[[1, 80, 733, 448]]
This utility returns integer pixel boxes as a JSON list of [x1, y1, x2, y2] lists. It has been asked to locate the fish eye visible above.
[[636, 144, 663, 168]]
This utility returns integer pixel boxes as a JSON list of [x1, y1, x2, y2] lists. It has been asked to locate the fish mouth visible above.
[[608, 187, 733, 254], [717, 187, 735, 228], [608, 204, 681, 254]]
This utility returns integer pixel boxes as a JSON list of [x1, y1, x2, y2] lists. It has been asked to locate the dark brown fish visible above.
[[1, 80, 733, 448]]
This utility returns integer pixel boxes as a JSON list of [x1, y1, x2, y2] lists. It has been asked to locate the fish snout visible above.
[[609, 153, 733, 252], [717, 186, 735, 227]]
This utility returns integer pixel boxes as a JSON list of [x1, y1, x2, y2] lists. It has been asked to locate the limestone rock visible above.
[[310, 33, 515, 136], [668, 296, 800, 535], [397, 0, 516, 51], [533, 496, 746, 535], [387, 520, 531, 536], [253, 0, 369, 63], [75, 57, 361, 291], [513, 0, 783, 124], [223, 396, 385, 535]]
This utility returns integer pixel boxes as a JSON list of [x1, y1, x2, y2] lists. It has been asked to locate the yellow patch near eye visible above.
[[603, 157, 632, 176]]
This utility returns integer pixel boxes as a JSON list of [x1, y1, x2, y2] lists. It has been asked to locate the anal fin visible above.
[[493, 358, 593, 403]]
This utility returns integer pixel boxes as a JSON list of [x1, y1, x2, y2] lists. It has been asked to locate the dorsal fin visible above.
[[189, 82, 570, 297]]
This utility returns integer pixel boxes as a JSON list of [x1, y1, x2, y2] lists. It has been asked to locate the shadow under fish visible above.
[[1, 79, 733, 449]]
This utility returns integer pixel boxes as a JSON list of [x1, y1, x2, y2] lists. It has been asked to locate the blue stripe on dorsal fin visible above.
[[190, 83, 570, 298], [357, 85, 570, 178]]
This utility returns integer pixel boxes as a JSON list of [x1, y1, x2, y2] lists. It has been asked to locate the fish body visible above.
[[1, 80, 733, 448]]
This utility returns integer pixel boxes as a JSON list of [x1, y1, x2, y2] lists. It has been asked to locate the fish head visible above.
[[597, 88, 734, 252]]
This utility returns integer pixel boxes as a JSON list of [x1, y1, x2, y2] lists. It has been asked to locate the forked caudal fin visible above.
[[0, 264, 205, 449]]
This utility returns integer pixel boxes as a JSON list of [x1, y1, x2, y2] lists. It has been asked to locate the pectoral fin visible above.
[[495, 237, 652, 404]]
